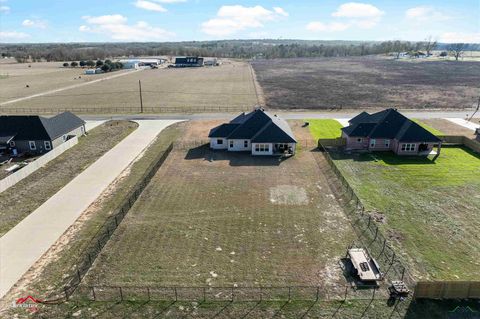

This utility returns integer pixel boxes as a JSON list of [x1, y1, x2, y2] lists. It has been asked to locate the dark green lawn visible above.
[[331, 147, 480, 280]]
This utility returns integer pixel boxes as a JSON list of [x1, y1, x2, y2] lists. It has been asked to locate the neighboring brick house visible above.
[[342, 108, 442, 156], [208, 108, 297, 156], [0, 112, 85, 155]]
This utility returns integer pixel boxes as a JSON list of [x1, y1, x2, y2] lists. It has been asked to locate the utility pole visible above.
[[467, 95, 480, 121], [139, 80, 144, 113]]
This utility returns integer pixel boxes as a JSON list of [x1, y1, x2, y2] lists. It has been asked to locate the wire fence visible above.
[[317, 142, 415, 290], [47, 143, 174, 302], [72, 285, 389, 303], [0, 105, 252, 115]]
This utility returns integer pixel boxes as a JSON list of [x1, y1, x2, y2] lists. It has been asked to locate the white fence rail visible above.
[[0, 137, 79, 193]]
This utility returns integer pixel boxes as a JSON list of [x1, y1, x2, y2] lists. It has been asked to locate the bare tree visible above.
[[448, 43, 466, 61], [422, 36, 437, 56]]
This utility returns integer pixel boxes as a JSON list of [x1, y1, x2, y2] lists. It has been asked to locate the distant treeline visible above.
[[1, 40, 479, 62]]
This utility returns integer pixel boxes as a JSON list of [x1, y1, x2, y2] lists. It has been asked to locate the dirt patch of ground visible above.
[[269, 185, 309, 205], [252, 57, 480, 110]]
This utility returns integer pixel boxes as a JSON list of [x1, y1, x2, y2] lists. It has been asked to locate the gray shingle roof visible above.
[[0, 112, 85, 142], [209, 109, 297, 143], [342, 108, 440, 143]]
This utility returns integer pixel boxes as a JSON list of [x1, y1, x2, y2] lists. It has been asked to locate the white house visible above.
[[208, 108, 297, 156]]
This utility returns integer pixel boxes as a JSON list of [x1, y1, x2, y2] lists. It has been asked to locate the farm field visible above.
[[0, 61, 131, 104], [0, 60, 259, 113], [252, 57, 480, 110], [83, 120, 357, 292], [0, 121, 138, 237], [330, 147, 480, 280]]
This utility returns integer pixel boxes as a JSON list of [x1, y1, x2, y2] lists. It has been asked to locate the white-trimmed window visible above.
[[385, 139, 390, 148], [370, 139, 376, 147], [401, 143, 416, 151], [44, 141, 52, 150], [29, 141, 36, 150], [217, 139, 223, 145], [229, 140, 233, 148], [244, 140, 248, 148], [255, 144, 269, 152], [9, 141, 15, 147]]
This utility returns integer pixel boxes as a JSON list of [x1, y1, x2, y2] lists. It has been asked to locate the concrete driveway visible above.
[[0, 120, 182, 299]]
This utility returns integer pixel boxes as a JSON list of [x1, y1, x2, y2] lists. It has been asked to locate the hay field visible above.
[[0, 61, 131, 104], [252, 56, 480, 110], [84, 121, 356, 290], [1, 60, 259, 113]]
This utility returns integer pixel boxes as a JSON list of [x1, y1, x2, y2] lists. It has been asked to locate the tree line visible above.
[[62, 59, 123, 71], [1, 40, 478, 62]]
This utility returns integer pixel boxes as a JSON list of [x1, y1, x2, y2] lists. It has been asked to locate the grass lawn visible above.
[[84, 121, 356, 291], [331, 147, 480, 280], [0, 121, 138, 237], [307, 119, 343, 140], [412, 119, 444, 136]]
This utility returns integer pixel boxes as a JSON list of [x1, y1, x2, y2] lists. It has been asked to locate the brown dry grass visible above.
[[1, 60, 258, 112], [252, 56, 480, 110], [422, 119, 477, 139], [85, 121, 356, 290]]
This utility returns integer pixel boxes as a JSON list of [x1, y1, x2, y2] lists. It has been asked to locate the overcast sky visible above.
[[0, 0, 479, 43]]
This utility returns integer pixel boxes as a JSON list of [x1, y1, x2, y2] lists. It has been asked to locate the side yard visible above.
[[0, 121, 138, 237], [330, 147, 480, 280]]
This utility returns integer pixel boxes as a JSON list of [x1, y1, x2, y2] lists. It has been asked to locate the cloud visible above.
[[134, 0, 167, 12], [306, 22, 350, 32], [80, 14, 174, 41], [22, 19, 48, 29], [405, 6, 450, 22], [332, 2, 384, 18], [149, 0, 186, 2], [0, 5, 10, 13], [307, 2, 383, 32], [201, 5, 288, 37], [0, 31, 30, 41], [440, 32, 480, 44]]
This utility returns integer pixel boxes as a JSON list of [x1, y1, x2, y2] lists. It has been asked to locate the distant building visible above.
[[173, 57, 204, 67], [209, 108, 297, 156], [342, 108, 442, 156], [118, 58, 163, 69], [0, 112, 85, 155], [204, 58, 218, 66]]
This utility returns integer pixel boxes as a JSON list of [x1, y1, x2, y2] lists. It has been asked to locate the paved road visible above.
[[81, 110, 480, 122], [84, 120, 106, 132], [0, 120, 181, 299], [0, 69, 142, 106]]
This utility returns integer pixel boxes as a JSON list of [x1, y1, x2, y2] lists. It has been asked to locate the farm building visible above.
[[118, 58, 163, 69], [173, 56, 204, 67], [0, 112, 85, 155], [342, 108, 442, 156], [209, 108, 297, 156]]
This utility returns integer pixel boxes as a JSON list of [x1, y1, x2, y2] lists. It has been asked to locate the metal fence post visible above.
[[174, 287, 178, 302], [92, 286, 96, 301], [147, 287, 151, 301], [119, 287, 123, 301], [316, 287, 319, 301]]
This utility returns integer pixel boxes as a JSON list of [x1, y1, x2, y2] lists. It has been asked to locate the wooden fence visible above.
[[414, 281, 480, 299], [439, 135, 480, 153]]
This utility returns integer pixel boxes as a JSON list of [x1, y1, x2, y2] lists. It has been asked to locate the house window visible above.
[[244, 140, 248, 148], [217, 139, 223, 145], [255, 144, 269, 152], [44, 141, 52, 150], [385, 139, 390, 148], [229, 140, 233, 148], [29, 141, 36, 150], [357, 138, 363, 143], [401, 143, 416, 151], [370, 139, 376, 147], [9, 141, 15, 147]]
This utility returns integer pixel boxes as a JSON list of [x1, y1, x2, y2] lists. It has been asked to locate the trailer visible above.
[[347, 248, 383, 282]]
